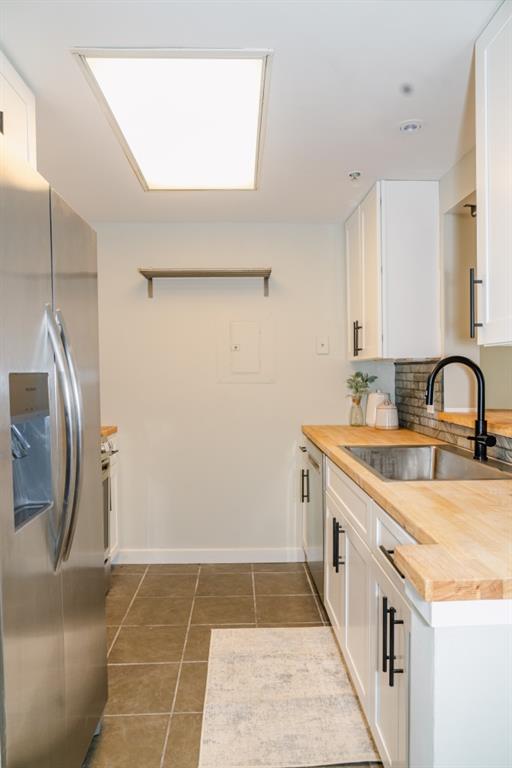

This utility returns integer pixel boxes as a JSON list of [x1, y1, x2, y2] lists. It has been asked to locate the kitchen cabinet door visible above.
[[298, 445, 309, 555], [360, 183, 381, 359], [109, 436, 120, 560], [476, 1, 512, 345], [346, 207, 363, 360], [343, 523, 372, 716], [372, 562, 410, 768], [344, 180, 440, 360], [0, 51, 37, 167], [324, 494, 345, 647]]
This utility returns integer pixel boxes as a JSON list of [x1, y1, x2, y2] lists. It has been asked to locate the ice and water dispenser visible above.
[[9, 373, 53, 529]]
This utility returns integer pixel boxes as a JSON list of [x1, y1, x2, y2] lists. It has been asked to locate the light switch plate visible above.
[[316, 336, 329, 355]]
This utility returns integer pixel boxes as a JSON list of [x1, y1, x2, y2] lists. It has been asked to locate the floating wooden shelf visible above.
[[138, 267, 272, 298]]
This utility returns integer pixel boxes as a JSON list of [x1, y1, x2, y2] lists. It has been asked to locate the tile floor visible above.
[[84, 562, 380, 768]]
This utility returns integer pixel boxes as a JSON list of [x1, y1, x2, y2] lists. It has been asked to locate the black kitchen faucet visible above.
[[425, 355, 497, 462]]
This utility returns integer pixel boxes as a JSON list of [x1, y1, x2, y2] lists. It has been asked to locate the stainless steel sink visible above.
[[340, 444, 512, 481]]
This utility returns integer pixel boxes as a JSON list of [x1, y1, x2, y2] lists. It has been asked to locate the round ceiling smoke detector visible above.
[[399, 119, 423, 133]]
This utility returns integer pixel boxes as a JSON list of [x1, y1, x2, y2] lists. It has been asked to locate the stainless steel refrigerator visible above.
[[0, 137, 107, 766]]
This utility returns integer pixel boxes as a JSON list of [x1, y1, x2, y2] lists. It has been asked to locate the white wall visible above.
[[96, 222, 393, 563], [480, 345, 512, 409]]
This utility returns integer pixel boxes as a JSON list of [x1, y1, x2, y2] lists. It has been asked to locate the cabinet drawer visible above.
[[326, 459, 371, 542], [374, 503, 416, 587], [375, 503, 416, 549]]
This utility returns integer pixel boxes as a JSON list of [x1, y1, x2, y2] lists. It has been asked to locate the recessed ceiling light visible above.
[[400, 83, 414, 95], [348, 171, 361, 181], [73, 49, 271, 191], [399, 119, 423, 133]]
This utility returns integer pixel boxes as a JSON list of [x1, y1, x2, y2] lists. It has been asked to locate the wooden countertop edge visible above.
[[437, 410, 512, 438], [394, 545, 512, 602], [100, 425, 118, 438], [302, 425, 512, 603]]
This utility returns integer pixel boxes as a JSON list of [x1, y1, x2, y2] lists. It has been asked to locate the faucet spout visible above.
[[425, 355, 496, 461]]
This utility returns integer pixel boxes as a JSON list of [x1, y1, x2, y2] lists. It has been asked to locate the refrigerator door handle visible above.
[[46, 305, 77, 570], [56, 309, 84, 561]]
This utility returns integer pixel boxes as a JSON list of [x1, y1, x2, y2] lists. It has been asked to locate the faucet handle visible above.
[[468, 434, 497, 448]]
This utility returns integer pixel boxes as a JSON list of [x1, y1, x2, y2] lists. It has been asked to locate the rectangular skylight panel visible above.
[[82, 53, 267, 190]]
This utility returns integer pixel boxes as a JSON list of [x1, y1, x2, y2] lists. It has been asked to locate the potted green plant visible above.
[[346, 371, 378, 426]]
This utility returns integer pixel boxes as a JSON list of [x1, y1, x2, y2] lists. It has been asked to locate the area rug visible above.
[[198, 627, 379, 768]]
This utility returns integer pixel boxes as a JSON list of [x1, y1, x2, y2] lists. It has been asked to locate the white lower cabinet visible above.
[[324, 493, 344, 645], [371, 561, 410, 768], [343, 522, 372, 714], [321, 456, 512, 768], [109, 435, 120, 560], [324, 459, 411, 768]]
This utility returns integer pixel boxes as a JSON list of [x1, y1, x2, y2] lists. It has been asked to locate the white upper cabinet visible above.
[[0, 50, 37, 167], [475, 1, 512, 346], [345, 180, 440, 360]]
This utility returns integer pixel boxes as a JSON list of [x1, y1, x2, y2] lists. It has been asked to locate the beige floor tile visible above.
[[183, 624, 256, 661], [124, 597, 193, 626], [174, 662, 208, 712], [252, 562, 306, 572], [108, 574, 143, 600], [111, 564, 146, 575], [191, 596, 255, 625], [109, 626, 187, 663], [196, 572, 253, 596], [147, 563, 200, 574], [138, 574, 197, 597], [256, 595, 321, 624], [254, 571, 312, 595], [200, 563, 251, 574], [106, 663, 179, 715], [84, 715, 169, 768], [105, 597, 130, 626], [162, 713, 202, 768]]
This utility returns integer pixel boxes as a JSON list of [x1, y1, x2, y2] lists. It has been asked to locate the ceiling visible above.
[[0, 0, 501, 223]]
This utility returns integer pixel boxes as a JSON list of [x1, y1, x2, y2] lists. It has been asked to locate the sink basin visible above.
[[340, 444, 512, 481]]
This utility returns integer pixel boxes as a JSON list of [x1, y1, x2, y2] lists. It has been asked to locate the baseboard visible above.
[[114, 547, 305, 565]]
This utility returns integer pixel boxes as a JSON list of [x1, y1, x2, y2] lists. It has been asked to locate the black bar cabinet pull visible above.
[[469, 268, 483, 339], [382, 596, 389, 672], [336, 520, 344, 572], [333, 518, 345, 572], [300, 469, 310, 503], [353, 320, 363, 356], [333, 517, 339, 570], [388, 606, 404, 688], [379, 545, 406, 579]]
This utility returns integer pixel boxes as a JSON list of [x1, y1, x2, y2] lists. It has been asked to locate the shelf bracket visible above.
[[147, 277, 153, 299]]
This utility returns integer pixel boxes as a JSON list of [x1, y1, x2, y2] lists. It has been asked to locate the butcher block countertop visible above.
[[437, 409, 512, 438], [302, 425, 512, 603], [100, 425, 118, 438]]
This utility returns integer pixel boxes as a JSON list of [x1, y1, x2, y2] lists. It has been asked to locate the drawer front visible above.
[[374, 503, 416, 588], [375, 503, 416, 549], [326, 459, 371, 542]]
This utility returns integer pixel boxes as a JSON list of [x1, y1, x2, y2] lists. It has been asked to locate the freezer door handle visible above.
[[46, 305, 77, 570], [56, 309, 84, 561]]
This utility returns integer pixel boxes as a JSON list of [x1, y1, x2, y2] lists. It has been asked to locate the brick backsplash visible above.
[[394, 360, 512, 465]]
